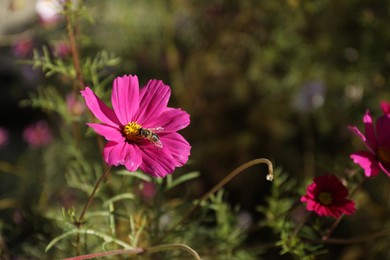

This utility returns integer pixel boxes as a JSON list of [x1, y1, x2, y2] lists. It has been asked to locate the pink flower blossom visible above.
[[23, 121, 53, 147], [53, 42, 71, 57], [140, 181, 156, 200], [81, 75, 191, 177], [12, 38, 33, 58], [66, 92, 85, 116], [0, 127, 9, 148], [349, 101, 390, 177], [301, 175, 356, 218]]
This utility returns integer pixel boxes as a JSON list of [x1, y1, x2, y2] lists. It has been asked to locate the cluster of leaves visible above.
[[258, 169, 326, 259]]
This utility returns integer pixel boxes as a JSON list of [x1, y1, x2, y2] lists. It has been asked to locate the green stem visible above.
[[322, 177, 365, 240], [145, 243, 201, 260], [65, 0, 84, 91], [61, 243, 200, 260], [76, 166, 112, 225], [170, 158, 273, 234], [62, 248, 144, 260], [312, 229, 390, 244]]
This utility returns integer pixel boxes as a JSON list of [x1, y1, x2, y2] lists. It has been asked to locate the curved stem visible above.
[[145, 243, 201, 260], [76, 166, 112, 225], [62, 243, 200, 260], [62, 248, 144, 260], [172, 158, 273, 232]]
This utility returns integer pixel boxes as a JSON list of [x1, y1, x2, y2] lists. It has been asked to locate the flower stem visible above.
[[170, 158, 273, 234], [65, 0, 84, 91], [322, 176, 365, 240], [62, 243, 200, 260], [62, 248, 144, 260], [145, 243, 201, 260], [312, 229, 390, 244], [76, 166, 112, 226], [322, 215, 343, 241]]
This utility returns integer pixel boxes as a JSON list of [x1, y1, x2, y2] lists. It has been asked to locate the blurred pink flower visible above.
[[81, 74, 191, 177], [23, 121, 53, 147], [53, 42, 71, 57], [0, 127, 9, 148], [66, 92, 85, 116], [349, 101, 390, 177], [12, 38, 33, 58], [301, 175, 355, 218], [140, 181, 156, 200]]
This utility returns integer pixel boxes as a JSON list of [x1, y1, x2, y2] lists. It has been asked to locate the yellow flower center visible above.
[[122, 122, 143, 141], [377, 147, 390, 165], [318, 192, 332, 205]]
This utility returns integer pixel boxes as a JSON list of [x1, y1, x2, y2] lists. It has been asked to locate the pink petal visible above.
[[376, 114, 390, 147], [340, 200, 356, 215], [135, 80, 171, 125], [81, 87, 121, 127], [378, 162, 390, 177], [111, 75, 140, 125], [314, 205, 334, 217], [350, 151, 380, 177], [139, 145, 176, 177], [380, 101, 390, 115], [348, 125, 366, 143], [124, 144, 142, 172], [103, 141, 128, 166], [363, 111, 378, 149], [145, 107, 190, 131], [348, 125, 374, 153], [86, 123, 123, 142], [159, 132, 191, 166]]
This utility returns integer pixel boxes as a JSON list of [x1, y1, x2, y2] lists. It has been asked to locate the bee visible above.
[[138, 127, 163, 149]]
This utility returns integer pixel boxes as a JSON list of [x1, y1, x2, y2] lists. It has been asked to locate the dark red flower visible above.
[[301, 175, 356, 218]]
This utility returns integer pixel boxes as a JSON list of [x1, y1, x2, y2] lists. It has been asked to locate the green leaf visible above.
[[166, 171, 200, 190]]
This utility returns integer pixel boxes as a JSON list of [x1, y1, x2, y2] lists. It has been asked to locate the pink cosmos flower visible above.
[[23, 121, 53, 148], [81, 74, 191, 177], [349, 101, 390, 177], [301, 175, 356, 218]]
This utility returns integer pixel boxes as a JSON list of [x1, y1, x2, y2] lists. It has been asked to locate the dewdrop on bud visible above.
[[266, 173, 274, 181]]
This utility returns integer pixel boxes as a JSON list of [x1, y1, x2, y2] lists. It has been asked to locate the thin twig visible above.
[[145, 243, 201, 260], [62, 243, 201, 260], [310, 229, 390, 244], [76, 166, 112, 226], [322, 215, 343, 241], [322, 177, 365, 240], [62, 248, 144, 260]]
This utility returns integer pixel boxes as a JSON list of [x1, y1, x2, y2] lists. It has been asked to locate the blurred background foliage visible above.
[[1, 0, 390, 259]]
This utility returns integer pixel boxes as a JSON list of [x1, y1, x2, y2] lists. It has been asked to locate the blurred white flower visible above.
[[35, 0, 63, 25], [294, 81, 325, 113], [236, 211, 253, 230]]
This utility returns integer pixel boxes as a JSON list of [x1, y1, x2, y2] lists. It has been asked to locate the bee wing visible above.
[[147, 127, 164, 133], [153, 139, 163, 149]]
